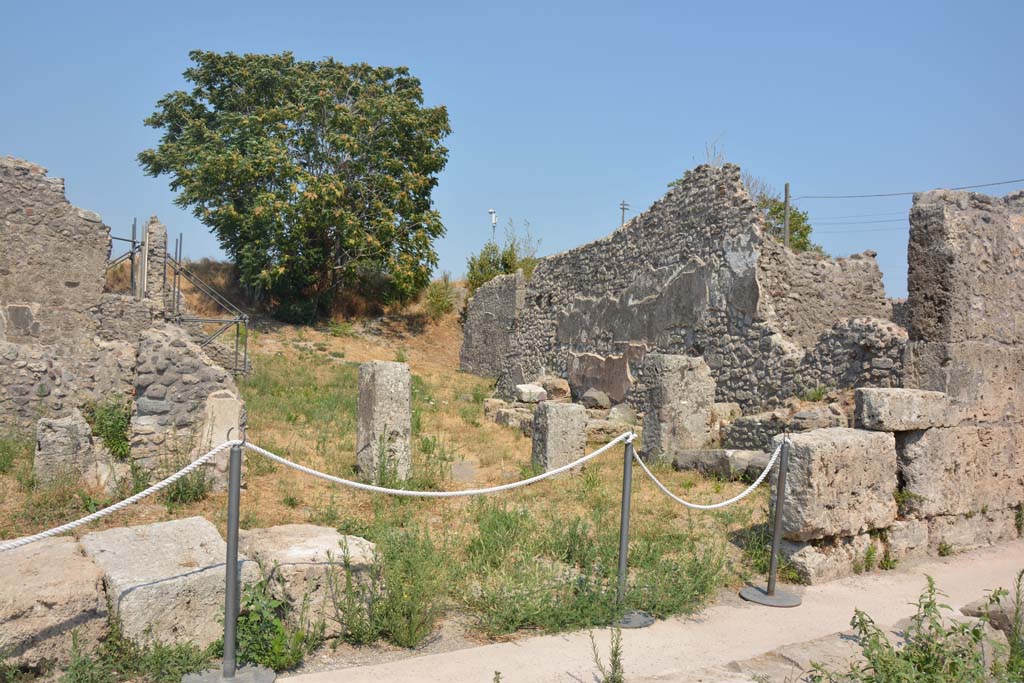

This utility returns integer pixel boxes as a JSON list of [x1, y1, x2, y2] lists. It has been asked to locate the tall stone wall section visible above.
[[460, 271, 524, 378], [462, 164, 897, 412], [0, 156, 243, 487]]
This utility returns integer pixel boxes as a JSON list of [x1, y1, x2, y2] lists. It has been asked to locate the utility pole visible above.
[[783, 183, 791, 249], [619, 200, 630, 226]]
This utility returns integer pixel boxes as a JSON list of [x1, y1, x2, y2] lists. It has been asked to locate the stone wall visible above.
[[461, 164, 898, 412], [0, 156, 244, 487], [776, 188, 1024, 583]]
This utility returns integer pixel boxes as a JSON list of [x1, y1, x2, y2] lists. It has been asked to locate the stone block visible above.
[[780, 533, 882, 584], [773, 428, 898, 542], [482, 398, 508, 418], [34, 408, 116, 493], [720, 410, 788, 451], [540, 376, 571, 401], [585, 419, 630, 443], [671, 448, 769, 481], [608, 403, 637, 425], [239, 524, 375, 636], [906, 189, 1024, 345], [80, 517, 259, 647], [886, 519, 929, 560], [640, 353, 714, 462], [355, 361, 411, 483], [195, 389, 243, 491], [0, 538, 106, 668], [897, 424, 1024, 518], [580, 388, 611, 410], [459, 271, 524, 378], [531, 401, 587, 472], [495, 407, 533, 435], [515, 383, 547, 403], [854, 388, 952, 431], [789, 404, 847, 431], [927, 509, 1019, 554], [903, 341, 1024, 423]]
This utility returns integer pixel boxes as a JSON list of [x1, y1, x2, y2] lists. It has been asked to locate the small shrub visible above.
[[894, 489, 926, 516], [465, 219, 540, 294], [83, 398, 132, 461], [590, 628, 625, 683], [327, 320, 355, 338], [393, 348, 408, 363], [162, 460, 213, 508], [799, 385, 829, 402], [423, 273, 456, 321], [236, 569, 322, 672], [938, 542, 953, 557], [324, 547, 383, 646], [373, 526, 448, 648]]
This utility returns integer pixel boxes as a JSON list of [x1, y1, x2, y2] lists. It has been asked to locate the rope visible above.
[[243, 432, 634, 498], [0, 440, 238, 553], [632, 437, 788, 510]]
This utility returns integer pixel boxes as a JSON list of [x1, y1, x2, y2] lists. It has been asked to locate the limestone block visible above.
[[903, 341, 1024, 423], [0, 538, 106, 668], [897, 424, 1024, 518], [906, 189, 1024, 345], [886, 519, 929, 560], [927, 509, 1019, 554], [80, 517, 258, 647], [239, 525, 375, 637], [780, 534, 881, 584], [854, 388, 952, 431], [640, 354, 714, 463], [515, 383, 547, 403], [355, 361, 411, 483], [195, 389, 243, 491], [531, 401, 587, 472], [580, 388, 611, 410], [789, 404, 847, 431], [608, 403, 637, 425], [540, 376, 570, 401], [773, 428, 898, 542], [34, 408, 115, 492], [672, 449, 768, 481], [482, 398, 508, 418]]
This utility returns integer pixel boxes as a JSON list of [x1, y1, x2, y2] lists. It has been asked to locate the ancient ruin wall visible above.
[[459, 271, 524, 378], [464, 164, 895, 410]]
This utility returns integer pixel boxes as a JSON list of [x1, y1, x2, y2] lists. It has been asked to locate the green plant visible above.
[[894, 489, 926, 516], [799, 385, 829, 403], [328, 350, 345, 359], [938, 542, 953, 557], [590, 628, 625, 683], [162, 460, 213, 508], [878, 547, 898, 571], [808, 576, 999, 682], [236, 569, 322, 672], [465, 218, 540, 294], [328, 320, 355, 338], [1016, 505, 1024, 536], [373, 526, 448, 647], [0, 430, 33, 475], [394, 348, 408, 363], [324, 547, 383, 646], [84, 398, 132, 461], [423, 272, 456, 321], [737, 517, 804, 584]]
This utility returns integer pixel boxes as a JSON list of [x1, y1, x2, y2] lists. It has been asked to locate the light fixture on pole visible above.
[[488, 209, 497, 240]]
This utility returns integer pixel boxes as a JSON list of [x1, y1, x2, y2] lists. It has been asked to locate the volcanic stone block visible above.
[[34, 408, 116, 492], [356, 361, 411, 483], [239, 524, 375, 636], [80, 517, 259, 647], [772, 428, 898, 542], [903, 341, 1024, 423], [540, 376, 571, 401], [0, 538, 106, 668], [906, 189, 1024, 344], [854, 388, 952, 431], [898, 424, 1024, 518], [580, 388, 611, 410], [640, 353, 714, 463], [531, 401, 587, 472]]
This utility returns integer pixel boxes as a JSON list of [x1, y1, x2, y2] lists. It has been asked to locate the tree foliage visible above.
[[465, 219, 540, 294], [139, 51, 451, 321]]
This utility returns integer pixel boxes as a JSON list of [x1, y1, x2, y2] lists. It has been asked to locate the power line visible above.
[[815, 226, 909, 234], [796, 177, 1024, 200], [810, 211, 906, 220], [812, 218, 907, 226]]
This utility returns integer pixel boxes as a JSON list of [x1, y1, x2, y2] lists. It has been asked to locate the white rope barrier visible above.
[[631, 437, 787, 510], [243, 432, 634, 498], [0, 440, 238, 553]]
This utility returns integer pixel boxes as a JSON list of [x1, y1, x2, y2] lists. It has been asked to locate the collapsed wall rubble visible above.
[[0, 156, 243, 489], [460, 164, 898, 413]]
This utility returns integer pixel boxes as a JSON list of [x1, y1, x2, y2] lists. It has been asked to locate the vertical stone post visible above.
[[531, 401, 587, 472], [640, 353, 715, 463], [356, 361, 412, 483], [144, 216, 168, 306]]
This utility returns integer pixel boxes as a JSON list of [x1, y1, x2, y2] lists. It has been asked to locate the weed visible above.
[[84, 398, 132, 461], [799, 385, 830, 402], [878, 547, 898, 571], [1016, 505, 1024, 537], [893, 489, 926, 516], [236, 568, 323, 672], [373, 525, 448, 647], [162, 458, 213, 509], [736, 516, 804, 584], [393, 348, 408, 363], [0, 430, 33, 475], [328, 320, 355, 338], [282, 495, 300, 509], [938, 542, 953, 557], [458, 404, 481, 427], [324, 546, 383, 645], [328, 350, 345, 359], [590, 628, 625, 683], [423, 272, 456, 321]]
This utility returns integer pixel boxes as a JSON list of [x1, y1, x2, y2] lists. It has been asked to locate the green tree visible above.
[[755, 195, 819, 254], [139, 50, 451, 321], [465, 219, 540, 294]]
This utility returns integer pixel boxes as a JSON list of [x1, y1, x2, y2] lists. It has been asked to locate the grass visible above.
[[83, 398, 132, 461], [0, 430, 32, 476]]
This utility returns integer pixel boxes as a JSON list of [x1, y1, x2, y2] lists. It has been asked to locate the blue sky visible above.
[[3, 1, 1022, 298]]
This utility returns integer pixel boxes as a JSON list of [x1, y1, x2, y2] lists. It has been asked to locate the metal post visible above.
[[183, 443, 274, 683], [614, 438, 654, 628], [739, 437, 801, 608], [241, 318, 249, 375], [130, 220, 137, 298], [233, 321, 240, 374], [783, 182, 791, 249]]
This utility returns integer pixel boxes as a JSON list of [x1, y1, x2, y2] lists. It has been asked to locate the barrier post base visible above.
[[183, 665, 276, 683], [615, 610, 655, 629], [739, 585, 801, 608]]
